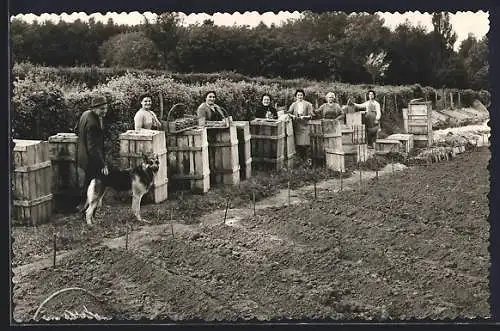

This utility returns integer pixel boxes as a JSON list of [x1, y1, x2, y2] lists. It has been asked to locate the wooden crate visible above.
[[207, 124, 240, 186], [341, 125, 354, 145], [234, 121, 252, 180], [119, 130, 168, 203], [48, 133, 84, 211], [283, 118, 296, 168], [352, 125, 366, 144], [375, 139, 402, 154], [408, 101, 431, 116], [309, 119, 343, 163], [167, 127, 210, 193], [325, 150, 345, 172], [413, 134, 432, 148], [12, 140, 53, 226], [343, 144, 368, 164], [346, 112, 362, 126], [250, 119, 286, 170], [386, 133, 414, 153], [407, 101, 433, 144]]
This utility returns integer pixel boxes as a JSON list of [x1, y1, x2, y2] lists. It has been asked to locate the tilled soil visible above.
[[12, 148, 490, 322]]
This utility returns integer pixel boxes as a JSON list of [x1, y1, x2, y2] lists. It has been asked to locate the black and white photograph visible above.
[[9, 4, 494, 324]]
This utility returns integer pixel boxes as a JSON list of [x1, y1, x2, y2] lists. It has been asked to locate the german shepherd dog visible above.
[[83, 154, 160, 225]]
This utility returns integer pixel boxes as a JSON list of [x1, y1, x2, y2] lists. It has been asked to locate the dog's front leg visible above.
[[132, 192, 150, 224]]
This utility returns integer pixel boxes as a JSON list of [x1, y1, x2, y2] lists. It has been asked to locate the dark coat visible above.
[[254, 104, 278, 119], [76, 110, 105, 172]]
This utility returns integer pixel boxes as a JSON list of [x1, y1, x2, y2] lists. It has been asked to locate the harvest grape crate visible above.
[[12, 139, 53, 226]]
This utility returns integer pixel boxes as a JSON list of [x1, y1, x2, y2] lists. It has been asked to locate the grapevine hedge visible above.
[[12, 67, 490, 165]]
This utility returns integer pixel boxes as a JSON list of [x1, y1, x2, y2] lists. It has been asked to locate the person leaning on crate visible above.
[[196, 91, 228, 121], [351, 89, 382, 149], [74, 94, 109, 212], [254, 94, 278, 120], [134, 94, 162, 130], [287, 89, 315, 160], [314, 91, 345, 121]]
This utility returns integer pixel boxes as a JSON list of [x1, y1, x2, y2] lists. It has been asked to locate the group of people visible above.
[[194, 89, 382, 158], [74, 88, 381, 211]]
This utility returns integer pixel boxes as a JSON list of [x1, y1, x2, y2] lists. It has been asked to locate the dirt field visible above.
[[12, 147, 490, 322]]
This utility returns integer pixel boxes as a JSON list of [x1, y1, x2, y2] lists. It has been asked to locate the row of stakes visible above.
[[49, 153, 399, 268]]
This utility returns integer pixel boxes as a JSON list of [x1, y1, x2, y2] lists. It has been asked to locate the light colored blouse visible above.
[[134, 109, 161, 130]]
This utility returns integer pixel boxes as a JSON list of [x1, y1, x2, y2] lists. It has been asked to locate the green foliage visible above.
[[12, 68, 489, 163], [10, 12, 487, 89]]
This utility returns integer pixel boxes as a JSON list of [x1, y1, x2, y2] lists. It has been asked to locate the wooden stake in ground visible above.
[[125, 220, 129, 250], [376, 169, 379, 180], [288, 180, 291, 205], [53, 233, 57, 268], [223, 197, 230, 224], [314, 178, 317, 199], [252, 191, 256, 216], [170, 208, 174, 239], [340, 171, 343, 191]]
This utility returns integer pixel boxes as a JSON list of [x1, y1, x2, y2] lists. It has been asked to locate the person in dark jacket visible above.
[[196, 91, 227, 121], [75, 95, 109, 211], [254, 94, 278, 119]]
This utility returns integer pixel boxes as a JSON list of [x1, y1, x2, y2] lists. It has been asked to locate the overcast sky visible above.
[[11, 11, 489, 50]]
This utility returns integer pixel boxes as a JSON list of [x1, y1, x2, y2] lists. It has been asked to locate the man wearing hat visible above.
[[75, 95, 109, 212]]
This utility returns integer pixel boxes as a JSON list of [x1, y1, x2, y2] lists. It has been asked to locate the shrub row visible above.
[[12, 70, 490, 165]]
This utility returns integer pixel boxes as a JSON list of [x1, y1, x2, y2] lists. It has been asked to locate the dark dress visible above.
[[254, 104, 278, 119]]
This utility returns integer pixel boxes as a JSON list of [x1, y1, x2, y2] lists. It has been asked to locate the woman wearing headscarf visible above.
[[254, 94, 278, 119], [314, 91, 344, 121], [287, 89, 314, 160], [352, 89, 381, 148]]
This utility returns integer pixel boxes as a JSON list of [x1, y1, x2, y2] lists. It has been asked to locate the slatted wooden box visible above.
[[167, 127, 210, 193], [309, 119, 343, 163], [343, 144, 369, 164], [352, 125, 366, 144], [233, 121, 252, 180], [119, 130, 168, 203], [406, 101, 433, 146], [341, 125, 354, 146], [250, 119, 286, 170], [48, 133, 84, 211], [413, 134, 433, 148], [12, 139, 53, 226], [386, 133, 414, 153], [206, 123, 240, 186], [375, 139, 402, 154]]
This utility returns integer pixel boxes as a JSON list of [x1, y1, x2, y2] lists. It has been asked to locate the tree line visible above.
[[10, 12, 488, 90]]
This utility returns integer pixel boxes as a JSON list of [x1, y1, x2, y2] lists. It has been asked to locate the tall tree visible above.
[[143, 12, 183, 70], [432, 12, 457, 51]]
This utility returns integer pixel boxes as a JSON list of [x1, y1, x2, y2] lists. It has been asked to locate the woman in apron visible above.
[[352, 89, 381, 148], [287, 89, 314, 160], [314, 91, 345, 121]]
